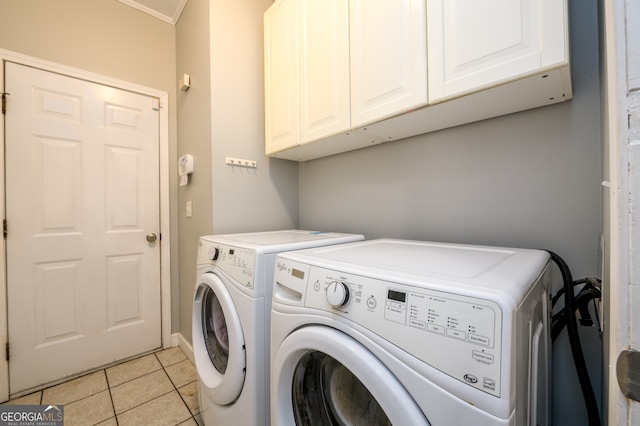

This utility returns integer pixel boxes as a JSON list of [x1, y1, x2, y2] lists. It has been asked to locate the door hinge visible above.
[[5, 342, 9, 361], [1, 92, 8, 114], [3, 220, 7, 238]]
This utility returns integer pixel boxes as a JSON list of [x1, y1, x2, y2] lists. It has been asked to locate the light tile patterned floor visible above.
[[2, 347, 201, 426]]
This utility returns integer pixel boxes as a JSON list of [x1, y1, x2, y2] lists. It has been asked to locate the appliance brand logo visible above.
[[463, 374, 478, 384], [276, 261, 288, 272]]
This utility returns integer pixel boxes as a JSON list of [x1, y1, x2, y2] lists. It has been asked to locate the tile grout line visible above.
[[154, 351, 196, 425], [112, 388, 177, 419], [108, 364, 175, 418], [105, 350, 193, 425], [104, 368, 120, 426], [104, 353, 174, 421], [107, 365, 164, 389]]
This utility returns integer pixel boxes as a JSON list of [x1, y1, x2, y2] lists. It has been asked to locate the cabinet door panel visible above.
[[265, 0, 300, 154], [428, 0, 568, 102], [350, 0, 428, 128], [299, 0, 350, 144]]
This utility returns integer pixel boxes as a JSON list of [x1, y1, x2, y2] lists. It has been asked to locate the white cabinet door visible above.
[[350, 0, 428, 128], [264, 0, 300, 155], [427, 0, 568, 102], [299, 0, 350, 144]]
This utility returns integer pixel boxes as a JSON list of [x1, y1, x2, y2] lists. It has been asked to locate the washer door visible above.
[[193, 272, 245, 405], [273, 326, 429, 425]]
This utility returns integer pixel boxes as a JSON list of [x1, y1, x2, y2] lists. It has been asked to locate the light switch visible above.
[[179, 74, 191, 91], [186, 201, 192, 217]]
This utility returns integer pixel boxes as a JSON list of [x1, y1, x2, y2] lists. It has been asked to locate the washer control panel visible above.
[[198, 240, 256, 289], [273, 258, 504, 397]]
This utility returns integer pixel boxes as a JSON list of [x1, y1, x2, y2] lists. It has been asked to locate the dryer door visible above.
[[193, 272, 246, 405], [272, 325, 429, 425]]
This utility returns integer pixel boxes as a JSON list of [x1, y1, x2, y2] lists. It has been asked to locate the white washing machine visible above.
[[193, 230, 364, 425], [271, 239, 551, 425]]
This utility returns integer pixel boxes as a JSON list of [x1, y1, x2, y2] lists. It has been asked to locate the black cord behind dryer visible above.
[[547, 250, 601, 426]]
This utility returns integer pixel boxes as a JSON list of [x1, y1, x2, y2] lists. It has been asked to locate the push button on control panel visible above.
[[446, 329, 466, 340], [469, 334, 491, 346], [472, 350, 495, 365]]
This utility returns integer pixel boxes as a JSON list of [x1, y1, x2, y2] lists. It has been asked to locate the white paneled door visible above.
[[5, 62, 161, 394]]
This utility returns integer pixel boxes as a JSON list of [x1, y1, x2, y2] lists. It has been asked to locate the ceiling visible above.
[[118, 0, 188, 25]]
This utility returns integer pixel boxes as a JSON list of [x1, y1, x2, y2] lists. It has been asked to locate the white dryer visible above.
[[193, 230, 364, 426], [271, 239, 551, 425]]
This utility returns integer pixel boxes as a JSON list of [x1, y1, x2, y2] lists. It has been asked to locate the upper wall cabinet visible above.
[[265, 0, 426, 159], [265, 0, 571, 161], [350, 0, 427, 127], [427, 0, 568, 102], [298, 0, 350, 144], [264, 0, 299, 154], [264, 0, 355, 156]]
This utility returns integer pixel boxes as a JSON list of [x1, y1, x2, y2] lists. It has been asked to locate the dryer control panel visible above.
[[198, 239, 256, 289], [273, 259, 505, 398]]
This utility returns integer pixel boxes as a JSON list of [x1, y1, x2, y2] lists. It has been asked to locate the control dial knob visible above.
[[209, 247, 220, 261], [326, 281, 350, 308]]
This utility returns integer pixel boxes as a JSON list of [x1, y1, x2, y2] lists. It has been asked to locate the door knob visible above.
[[146, 233, 158, 243]]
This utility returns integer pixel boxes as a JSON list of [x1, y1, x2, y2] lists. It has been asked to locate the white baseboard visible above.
[[176, 332, 195, 364]]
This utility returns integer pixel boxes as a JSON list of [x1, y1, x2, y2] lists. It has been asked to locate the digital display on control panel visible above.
[[291, 268, 305, 279], [387, 289, 406, 303]]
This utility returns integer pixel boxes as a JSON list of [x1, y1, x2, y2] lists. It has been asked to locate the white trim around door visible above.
[[0, 48, 172, 401]]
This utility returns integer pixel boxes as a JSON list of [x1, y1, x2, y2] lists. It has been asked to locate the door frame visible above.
[[0, 49, 172, 401], [603, 0, 640, 423]]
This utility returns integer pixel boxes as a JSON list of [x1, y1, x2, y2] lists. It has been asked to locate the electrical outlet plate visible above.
[[226, 157, 257, 168]]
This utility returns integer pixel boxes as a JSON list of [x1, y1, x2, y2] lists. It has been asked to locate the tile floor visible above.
[[2, 347, 201, 426]]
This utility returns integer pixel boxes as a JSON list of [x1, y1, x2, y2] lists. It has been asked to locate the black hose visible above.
[[577, 288, 601, 326], [551, 288, 602, 341], [551, 277, 597, 307], [547, 250, 600, 426]]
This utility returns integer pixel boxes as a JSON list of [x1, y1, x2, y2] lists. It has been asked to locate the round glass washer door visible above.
[[272, 326, 429, 425], [193, 272, 245, 405]]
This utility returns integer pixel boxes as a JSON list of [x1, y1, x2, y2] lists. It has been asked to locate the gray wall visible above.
[[298, 1, 602, 424], [209, 0, 298, 234], [176, 0, 299, 345], [175, 0, 214, 349], [0, 0, 181, 331]]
